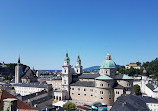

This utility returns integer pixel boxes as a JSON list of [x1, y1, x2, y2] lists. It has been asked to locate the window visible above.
[[65, 70, 66, 73], [108, 84, 110, 87], [100, 84, 103, 87], [77, 70, 78, 72], [78, 88, 80, 91], [91, 94, 93, 96], [100, 91, 103, 94], [101, 97, 103, 99], [78, 93, 80, 96], [84, 94, 86, 96], [90, 89, 93, 92], [84, 88, 86, 91], [109, 97, 111, 99], [106, 71, 107, 74], [72, 93, 74, 95], [72, 88, 74, 90]]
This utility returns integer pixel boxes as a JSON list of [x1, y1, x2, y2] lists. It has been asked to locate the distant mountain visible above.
[[83, 65, 120, 71], [83, 66, 100, 71]]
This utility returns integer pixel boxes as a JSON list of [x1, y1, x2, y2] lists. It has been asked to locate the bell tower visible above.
[[15, 56, 23, 83], [75, 55, 82, 74], [62, 53, 72, 99]]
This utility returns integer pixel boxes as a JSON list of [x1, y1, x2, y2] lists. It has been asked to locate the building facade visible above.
[[48, 52, 134, 106], [125, 63, 141, 69]]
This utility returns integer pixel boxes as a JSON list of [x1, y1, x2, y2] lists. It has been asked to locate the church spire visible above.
[[66, 52, 68, 57], [18, 56, 21, 64], [106, 52, 111, 60], [77, 55, 81, 62], [64, 52, 70, 61]]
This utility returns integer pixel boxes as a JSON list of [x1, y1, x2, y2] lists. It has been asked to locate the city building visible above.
[[16, 90, 53, 110], [42, 52, 133, 106], [0, 89, 36, 111], [111, 94, 158, 111], [125, 63, 141, 69], [13, 83, 52, 96], [15, 57, 38, 84], [141, 69, 158, 99]]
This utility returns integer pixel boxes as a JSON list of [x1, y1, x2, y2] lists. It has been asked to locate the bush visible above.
[[63, 102, 76, 111], [133, 84, 142, 95]]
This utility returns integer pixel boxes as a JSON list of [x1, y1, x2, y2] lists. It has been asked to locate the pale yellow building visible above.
[[125, 63, 141, 69]]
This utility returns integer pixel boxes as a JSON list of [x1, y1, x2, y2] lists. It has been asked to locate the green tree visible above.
[[136, 62, 141, 66], [118, 66, 126, 74], [63, 102, 76, 111], [133, 84, 142, 95]]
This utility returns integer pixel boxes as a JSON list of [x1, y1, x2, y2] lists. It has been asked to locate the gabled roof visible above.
[[21, 68, 37, 79], [0, 89, 36, 110], [138, 96, 158, 103], [153, 87, 158, 92], [95, 75, 113, 80], [111, 94, 150, 111], [78, 73, 100, 79], [146, 83, 155, 91], [122, 75, 133, 80], [114, 84, 124, 89], [70, 81, 95, 87], [115, 74, 133, 80]]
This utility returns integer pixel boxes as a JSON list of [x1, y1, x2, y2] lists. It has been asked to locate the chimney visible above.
[[3, 98, 17, 111]]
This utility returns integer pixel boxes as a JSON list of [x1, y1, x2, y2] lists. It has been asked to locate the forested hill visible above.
[[142, 58, 158, 79], [117, 58, 158, 80]]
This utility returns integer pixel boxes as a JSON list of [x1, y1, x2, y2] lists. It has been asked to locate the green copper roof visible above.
[[64, 53, 70, 61], [77, 55, 81, 62], [122, 75, 133, 79], [143, 69, 147, 74], [95, 75, 113, 80], [65, 57, 70, 61], [100, 60, 116, 68], [107, 52, 110, 56]]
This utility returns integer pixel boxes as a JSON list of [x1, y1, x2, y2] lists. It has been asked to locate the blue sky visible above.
[[0, 0, 158, 70]]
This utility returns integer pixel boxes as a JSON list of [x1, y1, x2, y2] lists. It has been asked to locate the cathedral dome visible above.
[[100, 52, 116, 68], [100, 60, 116, 68]]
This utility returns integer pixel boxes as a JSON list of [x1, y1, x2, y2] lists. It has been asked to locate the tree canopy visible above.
[[63, 102, 76, 111], [133, 84, 142, 95], [117, 58, 158, 80]]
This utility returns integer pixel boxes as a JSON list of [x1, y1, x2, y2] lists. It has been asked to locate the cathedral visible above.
[[14, 52, 133, 106], [15, 57, 38, 84], [47, 52, 134, 106]]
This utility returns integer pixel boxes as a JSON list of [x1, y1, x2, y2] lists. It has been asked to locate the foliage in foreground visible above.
[[133, 84, 142, 95], [63, 102, 76, 111]]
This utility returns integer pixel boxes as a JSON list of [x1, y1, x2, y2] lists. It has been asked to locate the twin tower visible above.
[[62, 53, 83, 75], [62, 53, 83, 99]]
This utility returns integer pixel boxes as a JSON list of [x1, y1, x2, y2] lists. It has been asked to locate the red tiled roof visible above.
[[130, 63, 137, 64], [0, 89, 36, 110]]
